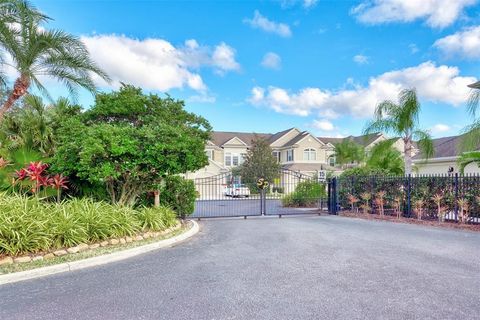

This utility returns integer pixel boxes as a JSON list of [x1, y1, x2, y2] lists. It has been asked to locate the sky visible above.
[[27, 0, 480, 138]]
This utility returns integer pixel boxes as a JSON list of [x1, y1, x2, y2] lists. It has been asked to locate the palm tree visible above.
[[366, 140, 404, 175], [0, 94, 79, 156], [0, 0, 109, 121], [333, 139, 365, 168], [364, 88, 433, 175], [457, 151, 480, 173], [459, 82, 480, 158]]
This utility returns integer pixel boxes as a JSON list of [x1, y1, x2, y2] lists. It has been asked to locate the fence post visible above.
[[327, 179, 331, 214], [454, 172, 459, 222], [334, 177, 339, 215], [407, 174, 411, 217]]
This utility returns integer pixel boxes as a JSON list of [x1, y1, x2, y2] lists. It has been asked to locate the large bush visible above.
[[0, 194, 177, 256], [159, 176, 197, 219], [52, 85, 211, 206], [282, 180, 326, 207]]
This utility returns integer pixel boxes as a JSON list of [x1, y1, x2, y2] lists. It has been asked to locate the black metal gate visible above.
[[192, 169, 328, 218]]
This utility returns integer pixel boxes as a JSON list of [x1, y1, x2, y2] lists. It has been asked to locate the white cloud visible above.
[[312, 119, 335, 131], [280, 0, 318, 9], [351, 0, 477, 28], [261, 52, 282, 70], [81, 35, 240, 92], [188, 93, 216, 103], [409, 43, 419, 54], [430, 123, 451, 134], [353, 54, 369, 65], [243, 11, 292, 37], [434, 26, 480, 59], [212, 42, 241, 75], [248, 61, 476, 118], [303, 0, 318, 8]]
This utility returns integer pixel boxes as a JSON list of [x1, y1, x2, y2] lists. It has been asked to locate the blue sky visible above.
[[31, 0, 480, 138]]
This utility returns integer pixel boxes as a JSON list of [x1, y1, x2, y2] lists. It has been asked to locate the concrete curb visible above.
[[0, 220, 200, 286]]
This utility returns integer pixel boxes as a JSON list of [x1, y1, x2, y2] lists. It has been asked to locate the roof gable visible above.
[[223, 136, 248, 146]]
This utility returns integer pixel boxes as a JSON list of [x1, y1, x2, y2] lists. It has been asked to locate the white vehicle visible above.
[[224, 184, 251, 198]]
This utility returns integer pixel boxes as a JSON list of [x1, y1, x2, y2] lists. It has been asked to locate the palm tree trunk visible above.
[[0, 75, 30, 122], [404, 138, 412, 175]]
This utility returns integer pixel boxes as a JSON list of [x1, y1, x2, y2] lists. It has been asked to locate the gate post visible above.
[[454, 172, 459, 222], [406, 174, 412, 217]]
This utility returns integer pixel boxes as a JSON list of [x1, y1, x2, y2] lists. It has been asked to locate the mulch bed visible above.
[[340, 211, 480, 232]]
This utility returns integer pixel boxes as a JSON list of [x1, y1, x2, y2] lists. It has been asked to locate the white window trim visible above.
[[303, 148, 316, 161]]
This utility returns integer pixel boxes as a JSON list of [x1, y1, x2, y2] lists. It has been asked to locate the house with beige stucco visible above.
[[413, 134, 480, 175], [186, 128, 406, 179]]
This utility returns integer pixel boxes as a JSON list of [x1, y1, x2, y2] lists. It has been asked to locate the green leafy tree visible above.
[[0, 0, 109, 121], [239, 135, 280, 184], [51, 85, 211, 206], [333, 139, 365, 168], [366, 140, 404, 175], [364, 88, 433, 175]]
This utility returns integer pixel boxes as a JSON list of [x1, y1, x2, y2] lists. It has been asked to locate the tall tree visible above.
[[333, 139, 365, 168], [239, 135, 280, 183], [0, 0, 109, 121], [52, 85, 211, 206], [364, 88, 433, 175], [366, 140, 404, 175]]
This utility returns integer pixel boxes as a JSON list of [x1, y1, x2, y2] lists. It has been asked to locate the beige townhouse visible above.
[[186, 128, 405, 179]]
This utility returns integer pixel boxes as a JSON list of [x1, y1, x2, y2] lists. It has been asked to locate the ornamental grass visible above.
[[0, 194, 177, 256]]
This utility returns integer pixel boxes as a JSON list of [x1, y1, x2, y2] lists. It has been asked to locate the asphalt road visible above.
[[1, 216, 480, 320]]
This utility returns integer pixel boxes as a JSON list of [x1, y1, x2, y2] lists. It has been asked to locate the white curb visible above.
[[0, 220, 200, 286]]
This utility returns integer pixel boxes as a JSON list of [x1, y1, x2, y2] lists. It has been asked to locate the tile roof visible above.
[[267, 127, 296, 144], [413, 135, 462, 159], [318, 133, 383, 147], [210, 131, 272, 147], [282, 131, 310, 147]]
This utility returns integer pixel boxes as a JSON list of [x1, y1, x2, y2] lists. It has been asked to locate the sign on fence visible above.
[[317, 170, 327, 183]]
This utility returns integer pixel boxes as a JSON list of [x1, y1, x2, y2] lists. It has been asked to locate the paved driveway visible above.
[[1, 216, 480, 320]]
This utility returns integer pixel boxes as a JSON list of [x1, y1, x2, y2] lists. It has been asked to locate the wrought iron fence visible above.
[[329, 173, 480, 224]]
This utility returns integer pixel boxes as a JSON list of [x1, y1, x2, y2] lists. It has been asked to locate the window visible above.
[[205, 150, 213, 160], [303, 148, 316, 161], [225, 152, 232, 166], [287, 149, 294, 162], [232, 154, 239, 166], [328, 156, 335, 167], [225, 152, 244, 167], [272, 151, 281, 163]]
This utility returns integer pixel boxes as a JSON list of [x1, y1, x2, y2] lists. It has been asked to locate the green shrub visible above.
[[282, 180, 326, 207], [0, 193, 179, 256], [159, 176, 197, 219], [136, 206, 176, 231]]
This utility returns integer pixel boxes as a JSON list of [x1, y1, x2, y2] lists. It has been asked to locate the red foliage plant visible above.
[[14, 161, 68, 200]]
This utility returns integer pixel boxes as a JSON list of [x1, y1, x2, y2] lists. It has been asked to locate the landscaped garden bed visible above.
[[0, 194, 182, 269], [340, 211, 480, 232]]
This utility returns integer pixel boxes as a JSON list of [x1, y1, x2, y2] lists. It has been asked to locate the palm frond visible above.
[[363, 118, 398, 136], [460, 119, 480, 152], [374, 100, 398, 119], [457, 151, 480, 174], [413, 129, 434, 160]]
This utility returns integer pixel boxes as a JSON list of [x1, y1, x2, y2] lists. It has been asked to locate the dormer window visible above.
[[303, 148, 316, 161]]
